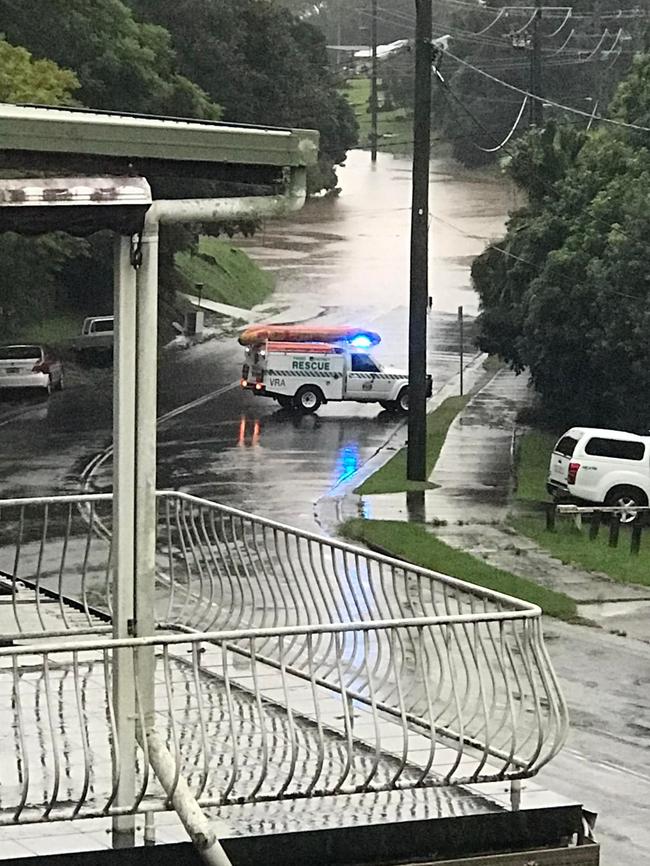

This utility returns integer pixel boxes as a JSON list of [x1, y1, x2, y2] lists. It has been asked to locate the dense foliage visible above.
[[130, 0, 357, 193], [473, 56, 650, 431], [0, 0, 357, 340]]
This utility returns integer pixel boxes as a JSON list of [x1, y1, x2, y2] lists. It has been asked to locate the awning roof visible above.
[[0, 103, 319, 182]]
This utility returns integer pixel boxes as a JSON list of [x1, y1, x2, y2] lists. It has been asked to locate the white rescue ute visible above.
[[239, 326, 432, 413]]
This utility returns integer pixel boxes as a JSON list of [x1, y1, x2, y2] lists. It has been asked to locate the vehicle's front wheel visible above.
[[294, 385, 322, 414], [396, 388, 409, 413], [605, 485, 648, 523]]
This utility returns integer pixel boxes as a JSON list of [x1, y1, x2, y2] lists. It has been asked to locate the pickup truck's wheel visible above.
[[294, 385, 322, 414], [397, 388, 409, 413], [605, 485, 648, 524]]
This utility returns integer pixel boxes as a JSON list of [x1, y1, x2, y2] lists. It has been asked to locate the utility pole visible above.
[[592, 0, 603, 105], [370, 0, 378, 161], [407, 0, 432, 482], [530, 0, 543, 127]]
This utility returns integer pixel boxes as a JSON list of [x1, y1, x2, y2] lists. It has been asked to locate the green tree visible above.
[[473, 57, 650, 430], [0, 38, 79, 103], [0, 0, 220, 118], [0, 41, 85, 337], [129, 0, 357, 191]]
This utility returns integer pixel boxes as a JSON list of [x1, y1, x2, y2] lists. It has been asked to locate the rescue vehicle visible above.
[[239, 324, 432, 413]]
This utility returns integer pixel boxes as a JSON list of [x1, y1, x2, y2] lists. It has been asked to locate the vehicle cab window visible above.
[[351, 353, 380, 373], [584, 437, 645, 461], [554, 435, 578, 458]]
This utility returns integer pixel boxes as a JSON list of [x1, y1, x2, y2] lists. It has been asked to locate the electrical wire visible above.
[[478, 95, 529, 152], [443, 49, 650, 133], [543, 8, 573, 38], [475, 6, 507, 36]]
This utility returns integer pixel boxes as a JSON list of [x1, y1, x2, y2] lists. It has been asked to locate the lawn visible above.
[[18, 311, 84, 346], [512, 515, 650, 587], [513, 429, 650, 585], [176, 236, 274, 309], [354, 395, 470, 495], [514, 429, 557, 502], [342, 77, 413, 153], [341, 518, 577, 620]]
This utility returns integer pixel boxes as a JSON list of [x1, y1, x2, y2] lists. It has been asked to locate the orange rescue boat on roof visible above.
[[238, 324, 381, 347]]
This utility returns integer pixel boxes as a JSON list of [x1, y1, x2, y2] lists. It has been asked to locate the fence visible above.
[[0, 491, 569, 825], [550, 503, 649, 555]]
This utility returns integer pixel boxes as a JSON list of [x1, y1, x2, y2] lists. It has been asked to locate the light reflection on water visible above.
[[334, 442, 360, 485]]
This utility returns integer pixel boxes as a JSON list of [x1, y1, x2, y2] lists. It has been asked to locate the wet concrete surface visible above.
[[0, 151, 642, 862], [344, 364, 650, 865]]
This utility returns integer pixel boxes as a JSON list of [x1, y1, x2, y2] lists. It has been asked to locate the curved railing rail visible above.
[[0, 490, 568, 822]]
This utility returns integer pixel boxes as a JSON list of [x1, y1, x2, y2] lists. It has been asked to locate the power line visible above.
[[444, 49, 650, 133]]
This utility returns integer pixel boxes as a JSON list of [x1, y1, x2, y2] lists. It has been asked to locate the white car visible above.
[[547, 427, 650, 520], [0, 344, 64, 395]]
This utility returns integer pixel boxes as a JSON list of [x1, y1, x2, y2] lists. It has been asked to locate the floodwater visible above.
[[0, 148, 516, 522]]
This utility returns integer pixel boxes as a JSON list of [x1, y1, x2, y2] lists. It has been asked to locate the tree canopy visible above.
[[473, 55, 650, 431], [0, 0, 220, 118], [0, 38, 79, 104], [129, 0, 357, 192]]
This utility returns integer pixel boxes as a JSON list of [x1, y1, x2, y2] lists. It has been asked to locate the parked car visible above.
[[70, 316, 114, 362], [0, 344, 64, 395], [547, 427, 650, 522]]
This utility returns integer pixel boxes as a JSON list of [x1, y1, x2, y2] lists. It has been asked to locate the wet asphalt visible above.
[[1, 151, 646, 863]]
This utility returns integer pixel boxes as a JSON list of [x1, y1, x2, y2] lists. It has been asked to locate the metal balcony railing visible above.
[[0, 491, 568, 826]]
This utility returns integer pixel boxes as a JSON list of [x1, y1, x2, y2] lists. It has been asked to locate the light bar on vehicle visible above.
[[239, 324, 381, 347]]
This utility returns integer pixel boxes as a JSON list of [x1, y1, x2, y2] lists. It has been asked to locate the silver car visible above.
[[0, 344, 64, 395]]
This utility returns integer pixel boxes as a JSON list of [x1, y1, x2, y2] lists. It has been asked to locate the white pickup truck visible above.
[[240, 327, 432, 413], [70, 316, 114, 361]]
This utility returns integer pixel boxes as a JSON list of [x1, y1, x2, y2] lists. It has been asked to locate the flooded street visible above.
[[0, 148, 514, 523]]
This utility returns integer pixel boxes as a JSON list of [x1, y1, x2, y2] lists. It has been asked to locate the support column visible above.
[[407, 0, 432, 482], [112, 235, 138, 848], [134, 217, 159, 730]]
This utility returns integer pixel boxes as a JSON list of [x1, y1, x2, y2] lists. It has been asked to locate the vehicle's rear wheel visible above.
[[276, 394, 292, 409], [294, 385, 322, 414], [396, 388, 409, 413], [605, 485, 648, 524]]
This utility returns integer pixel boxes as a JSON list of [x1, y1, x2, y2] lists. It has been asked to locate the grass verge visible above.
[[341, 518, 578, 620], [513, 429, 650, 585], [176, 236, 274, 309], [18, 311, 84, 346], [514, 429, 557, 502], [512, 516, 650, 587], [354, 395, 471, 495], [341, 77, 413, 153]]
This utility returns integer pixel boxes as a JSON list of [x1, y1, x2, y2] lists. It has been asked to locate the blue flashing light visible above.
[[349, 334, 374, 350]]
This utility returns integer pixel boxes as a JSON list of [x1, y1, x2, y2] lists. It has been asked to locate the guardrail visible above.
[[551, 503, 649, 555], [0, 491, 569, 824]]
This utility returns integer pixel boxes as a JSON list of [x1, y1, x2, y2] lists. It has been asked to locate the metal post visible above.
[[370, 0, 378, 162], [530, 0, 543, 127], [592, 0, 603, 105], [458, 305, 464, 396], [407, 0, 432, 482], [112, 235, 138, 848], [134, 217, 159, 729]]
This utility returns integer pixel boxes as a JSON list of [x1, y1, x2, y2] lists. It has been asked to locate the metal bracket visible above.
[[130, 233, 143, 269]]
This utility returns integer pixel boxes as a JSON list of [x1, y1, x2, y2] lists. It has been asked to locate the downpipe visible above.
[[143, 728, 232, 866], [131, 167, 307, 864]]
